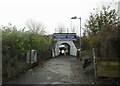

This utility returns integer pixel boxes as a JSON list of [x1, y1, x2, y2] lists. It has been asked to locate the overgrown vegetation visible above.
[[83, 6, 120, 59], [1, 24, 52, 81], [94, 24, 120, 58]]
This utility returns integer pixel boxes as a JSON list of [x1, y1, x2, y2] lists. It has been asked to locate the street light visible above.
[[71, 16, 82, 61]]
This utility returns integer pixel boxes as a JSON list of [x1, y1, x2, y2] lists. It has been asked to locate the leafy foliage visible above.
[[84, 6, 120, 59], [94, 24, 120, 58], [85, 7, 118, 37], [2, 24, 52, 81]]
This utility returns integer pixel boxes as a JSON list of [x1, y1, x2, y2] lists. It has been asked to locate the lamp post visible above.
[[71, 16, 82, 60]]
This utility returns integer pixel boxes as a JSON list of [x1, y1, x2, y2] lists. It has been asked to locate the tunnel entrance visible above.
[[59, 43, 70, 55], [52, 33, 77, 57]]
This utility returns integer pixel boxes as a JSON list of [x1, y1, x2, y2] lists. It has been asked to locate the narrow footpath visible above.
[[4, 55, 119, 85], [5, 56, 76, 84]]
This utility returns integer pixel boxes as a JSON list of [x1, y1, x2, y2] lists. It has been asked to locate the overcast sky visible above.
[[0, 0, 119, 35]]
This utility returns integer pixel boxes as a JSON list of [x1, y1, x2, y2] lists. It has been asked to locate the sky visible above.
[[0, 0, 119, 35], [118, 1, 120, 17]]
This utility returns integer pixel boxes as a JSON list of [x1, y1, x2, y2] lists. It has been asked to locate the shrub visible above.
[[1, 24, 52, 81], [94, 24, 120, 58]]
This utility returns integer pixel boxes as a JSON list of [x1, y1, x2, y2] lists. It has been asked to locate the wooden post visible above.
[[64, 50, 66, 56], [93, 48, 97, 77]]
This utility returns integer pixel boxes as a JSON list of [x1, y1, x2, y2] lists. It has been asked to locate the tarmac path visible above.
[[5, 55, 77, 84], [4, 55, 119, 85]]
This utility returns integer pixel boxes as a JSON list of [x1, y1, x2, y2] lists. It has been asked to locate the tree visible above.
[[25, 19, 46, 35], [94, 24, 120, 58], [83, 5, 120, 59], [2, 24, 52, 81], [85, 6, 118, 37]]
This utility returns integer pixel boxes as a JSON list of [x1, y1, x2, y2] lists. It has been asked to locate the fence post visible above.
[[93, 48, 97, 77]]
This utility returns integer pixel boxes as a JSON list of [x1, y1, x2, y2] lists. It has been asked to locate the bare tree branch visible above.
[[25, 19, 46, 35]]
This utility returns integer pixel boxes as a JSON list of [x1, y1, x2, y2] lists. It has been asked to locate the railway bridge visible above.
[[50, 33, 80, 57]]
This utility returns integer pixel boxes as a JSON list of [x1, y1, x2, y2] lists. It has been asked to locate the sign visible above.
[[53, 33, 76, 41]]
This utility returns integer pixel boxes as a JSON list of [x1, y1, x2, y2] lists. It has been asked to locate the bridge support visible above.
[[52, 49, 55, 57], [54, 40, 77, 56]]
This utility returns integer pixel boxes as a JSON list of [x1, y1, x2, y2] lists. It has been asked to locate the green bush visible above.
[[1, 24, 52, 81]]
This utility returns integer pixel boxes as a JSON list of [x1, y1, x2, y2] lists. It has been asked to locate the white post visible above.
[[52, 49, 55, 57]]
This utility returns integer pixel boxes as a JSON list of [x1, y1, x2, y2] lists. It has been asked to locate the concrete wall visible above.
[[54, 40, 77, 56]]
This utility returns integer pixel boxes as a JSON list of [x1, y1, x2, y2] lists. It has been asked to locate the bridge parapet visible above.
[[53, 33, 76, 41]]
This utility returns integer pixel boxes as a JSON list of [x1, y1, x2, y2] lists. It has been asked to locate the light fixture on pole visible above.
[[71, 16, 82, 60]]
